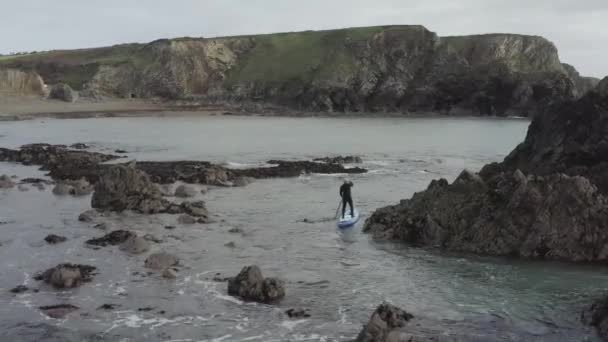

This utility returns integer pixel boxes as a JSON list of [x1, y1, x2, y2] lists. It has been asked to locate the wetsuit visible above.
[[339, 183, 354, 218]]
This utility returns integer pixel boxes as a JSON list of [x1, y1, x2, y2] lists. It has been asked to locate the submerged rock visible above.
[[227, 265, 285, 303], [17, 184, 29, 191], [119, 235, 150, 254], [86, 230, 134, 247], [313, 155, 363, 164], [0, 174, 15, 189], [174, 184, 197, 198], [39, 304, 79, 319], [355, 303, 414, 342], [583, 295, 608, 340], [44, 234, 67, 244], [98, 303, 120, 310], [35, 264, 97, 289], [285, 308, 311, 319], [78, 209, 97, 222], [177, 214, 196, 225], [145, 253, 179, 270], [91, 164, 169, 213], [10, 285, 30, 294]]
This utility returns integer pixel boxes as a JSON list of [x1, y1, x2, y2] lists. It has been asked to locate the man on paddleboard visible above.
[[339, 179, 354, 219]]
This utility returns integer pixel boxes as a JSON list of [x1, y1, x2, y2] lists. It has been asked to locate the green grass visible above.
[[224, 26, 391, 86]]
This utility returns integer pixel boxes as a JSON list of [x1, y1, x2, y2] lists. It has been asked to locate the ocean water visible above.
[[0, 115, 605, 341]]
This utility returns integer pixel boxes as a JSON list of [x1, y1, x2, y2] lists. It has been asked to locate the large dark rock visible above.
[[365, 78, 608, 263], [34, 264, 97, 289], [48, 83, 78, 102], [91, 164, 169, 213], [314, 155, 363, 164], [583, 294, 608, 341], [355, 303, 414, 342], [44, 234, 67, 244], [234, 160, 366, 179], [227, 265, 285, 303]]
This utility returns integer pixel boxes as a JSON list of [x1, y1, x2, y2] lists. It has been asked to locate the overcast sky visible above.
[[1, 0, 606, 77]]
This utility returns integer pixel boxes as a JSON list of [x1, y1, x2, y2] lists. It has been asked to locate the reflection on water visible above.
[[0, 115, 604, 341]]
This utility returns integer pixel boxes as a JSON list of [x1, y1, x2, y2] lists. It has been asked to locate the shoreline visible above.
[[0, 96, 532, 121]]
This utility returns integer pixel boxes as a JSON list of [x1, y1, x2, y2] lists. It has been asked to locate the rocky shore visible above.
[[364, 77, 608, 338]]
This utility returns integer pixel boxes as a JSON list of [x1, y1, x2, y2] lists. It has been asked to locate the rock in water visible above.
[[180, 201, 209, 218], [162, 268, 178, 279], [86, 230, 134, 247], [119, 236, 151, 254], [91, 164, 169, 213], [35, 264, 97, 289], [78, 209, 97, 222], [285, 308, 311, 319], [174, 184, 197, 198], [52, 183, 72, 196], [365, 80, 608, 262], [232, 176, 254, 187], [70, 143, 89, 149], [48, 83, 78, 103], [227, 265, 285, 303], [145, 253, 179, 270], [177, 214, 196, 225], [39, 304, 79, 319], [355, 303, 414, 342], [0, 174, 16, 189], [17, 184, 29, 191], [583, 295, 608, 340], [313, 155, 363, 164], [44, 234, 67, 244]]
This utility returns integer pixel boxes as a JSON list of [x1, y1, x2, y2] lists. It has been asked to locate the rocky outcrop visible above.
[[91, 164, 169, 213], [313, 155, 363, 164], [365, 77, 608, 262], [48, 83, 78, 102], [355, 303, 414, 342], [0, 68, 45, 96], [34, 264, 97, 289], [1, 26, 596, 116], [174, 184, 197, 198], [0, 174, 15, 189], [227, 265, 285, 303]]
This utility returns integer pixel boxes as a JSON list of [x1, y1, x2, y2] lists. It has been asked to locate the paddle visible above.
[[334, 200, 342, 219]]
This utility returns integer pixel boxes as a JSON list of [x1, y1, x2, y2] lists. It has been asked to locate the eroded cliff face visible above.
[[1, 26, 598, 116], [0, 69, 45, 96]]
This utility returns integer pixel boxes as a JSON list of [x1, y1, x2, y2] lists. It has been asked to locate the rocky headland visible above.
[[364, 77, 608, 338], [0, 25, 600, 117]]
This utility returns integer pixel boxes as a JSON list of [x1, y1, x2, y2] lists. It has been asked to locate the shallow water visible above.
[[0, 115, 606, 341]]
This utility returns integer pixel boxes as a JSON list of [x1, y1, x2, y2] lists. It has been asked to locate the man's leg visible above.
[[348, 198, 354, 216], [342, 199, 347, 218]]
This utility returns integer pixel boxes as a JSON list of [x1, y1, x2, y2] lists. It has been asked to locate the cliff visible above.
[[0, 68, 46, 96], [364, 77, 608, 262], [0, 25, 598, 116]]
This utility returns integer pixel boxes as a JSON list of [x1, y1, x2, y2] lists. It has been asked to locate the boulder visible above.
[[119, 236, 151, 254], [10, 285, 30, 294], [355, 303, 414, 342], [64, 178, 94, 196], [39, 304, 79, 319], [162, 267, 178, 279], [145, 253, 179, 270], [44, 234, 67, 244], [48, 83, 78, 103], [35, 264, 97, 289], [91, 164, 169, 214], [86, 230, 134, 247], [17, 184, 29, 191], [174, 184, 197, 198], [285, 308, 311, 319], [227, 265, 285, 303]]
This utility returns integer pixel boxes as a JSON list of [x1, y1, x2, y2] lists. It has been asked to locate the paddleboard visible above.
[[337, 208, 360, 229]]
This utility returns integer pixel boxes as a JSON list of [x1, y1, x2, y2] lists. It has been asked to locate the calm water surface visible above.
[[0, 115, 605, 341]]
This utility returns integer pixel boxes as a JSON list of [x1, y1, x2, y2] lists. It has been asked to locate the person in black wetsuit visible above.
[[339, 180, 354, 218]]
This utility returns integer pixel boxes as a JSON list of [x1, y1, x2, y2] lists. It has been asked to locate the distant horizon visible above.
[[1, 1, 606, 77]]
